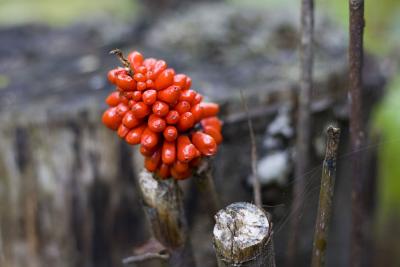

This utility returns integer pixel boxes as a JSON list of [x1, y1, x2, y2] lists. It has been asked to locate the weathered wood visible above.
[[213, 202, 275, 267], [311, 126, 341, 267], [137, 170, 196, 267]]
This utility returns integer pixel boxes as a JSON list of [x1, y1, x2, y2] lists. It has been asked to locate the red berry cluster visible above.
[[102, 50, 223, 180]]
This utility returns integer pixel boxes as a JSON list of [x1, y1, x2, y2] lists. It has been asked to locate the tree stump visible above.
[[213, 202, 275, 267]]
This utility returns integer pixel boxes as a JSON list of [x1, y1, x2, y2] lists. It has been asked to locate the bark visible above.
[[137, 170, 196, 267], [311, 127, 341, 267], [213, 202, 275, 267], [348, 1, 366, 267]]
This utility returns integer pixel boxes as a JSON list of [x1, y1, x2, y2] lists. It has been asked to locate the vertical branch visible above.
[[213, 202, 276, 267], [137, 170, 196, 267], [287, 0, 314, 265], [240, 90, 262, 208], [311, 126, 341, 267], [349, 1, 365, 267]]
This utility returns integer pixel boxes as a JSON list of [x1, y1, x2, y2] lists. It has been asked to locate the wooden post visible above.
[[137, 170, 196, 267], [311, 126, 341, 267], [213, 202, 276, 267]]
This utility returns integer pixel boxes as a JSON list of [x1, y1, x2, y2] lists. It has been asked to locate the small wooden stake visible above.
[[213, 202, 276, 267], [137, 170, 196, 267], [311, 126, 341, 267]]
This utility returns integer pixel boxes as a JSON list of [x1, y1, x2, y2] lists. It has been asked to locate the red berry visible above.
[[148, 114, 166, 133], [174, 101, 191, 114], [163, 126, 178, 142], [173, 74, 187, 88], [102, 107, 122, 130], [157, 85, 180, 105], [157, 163, 171, 179], [177, 135, 200, 163], [132, 102, 150, 118], [107, 68, 127, 84], [133, 91, 142, 101], [134, 73, 146, 82], [191, 131, 217, 156], [162, 141, 176, 164], [116, 73, 136, 91], [200, 102, 220, 118], [153, 60, 167, 77], [137, 81, 147, 91], [185, 76, 192, 90], [155, 68, 175, 90], [179, 89, 196, 103], [127, 51, 144, 72], [146, 79, 155, 89], [152, 101, 170, 117], [165, 110, 180, 124], [117, 124, 129, 138], [142, 90, 157, 105], [191, 103, 204, 122], [141, 127, 159, 149], [125, 124, 146, 145], [143, 58, 157, 71], [122, 111, 141, 128], [106, 91, 121, 106], [116, 103, 129, 117], [177, 112, 195, 131], [144, 149, 161, 172]]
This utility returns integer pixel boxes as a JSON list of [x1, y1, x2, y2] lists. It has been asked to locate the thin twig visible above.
[[122, 252, 170, 265], [348, 1, 365, 267], [109, 48, 132, 74], [311, 126, 341, 267], [239, 90, 262, 208], [287, 0, 314, 265]]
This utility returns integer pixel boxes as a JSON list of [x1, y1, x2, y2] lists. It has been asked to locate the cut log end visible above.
[[213, 202, 275, 266]]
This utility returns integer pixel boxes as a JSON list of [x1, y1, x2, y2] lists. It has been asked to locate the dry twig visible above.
[[240, 90, 262, 208], [311, 126, 341, 267], [287, 0, 314, 265]]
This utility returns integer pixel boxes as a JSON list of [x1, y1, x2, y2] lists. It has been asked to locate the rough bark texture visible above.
[[137, 170, 196, 267], [213, 202, 275, 267], [287, 0, 314, 265], [311, 127, 341, 267], [349, 1, 366, 267]]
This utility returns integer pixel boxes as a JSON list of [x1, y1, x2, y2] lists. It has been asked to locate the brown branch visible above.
[[349, 1, 365, 267], [287, 0, 314, 266], [311, 126, 341, 267], [122, 252, 170, 265], [240, 90, 262, 208]]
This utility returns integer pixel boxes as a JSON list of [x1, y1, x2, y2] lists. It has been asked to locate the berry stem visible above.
[[109, 48, 133, 75]]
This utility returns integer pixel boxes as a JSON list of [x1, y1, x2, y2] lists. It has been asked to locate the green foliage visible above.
[[0, 0, 138, 26], [374, 75, 400, 219]]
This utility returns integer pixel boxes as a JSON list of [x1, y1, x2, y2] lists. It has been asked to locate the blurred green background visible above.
[[1, 0, 399, 255]]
